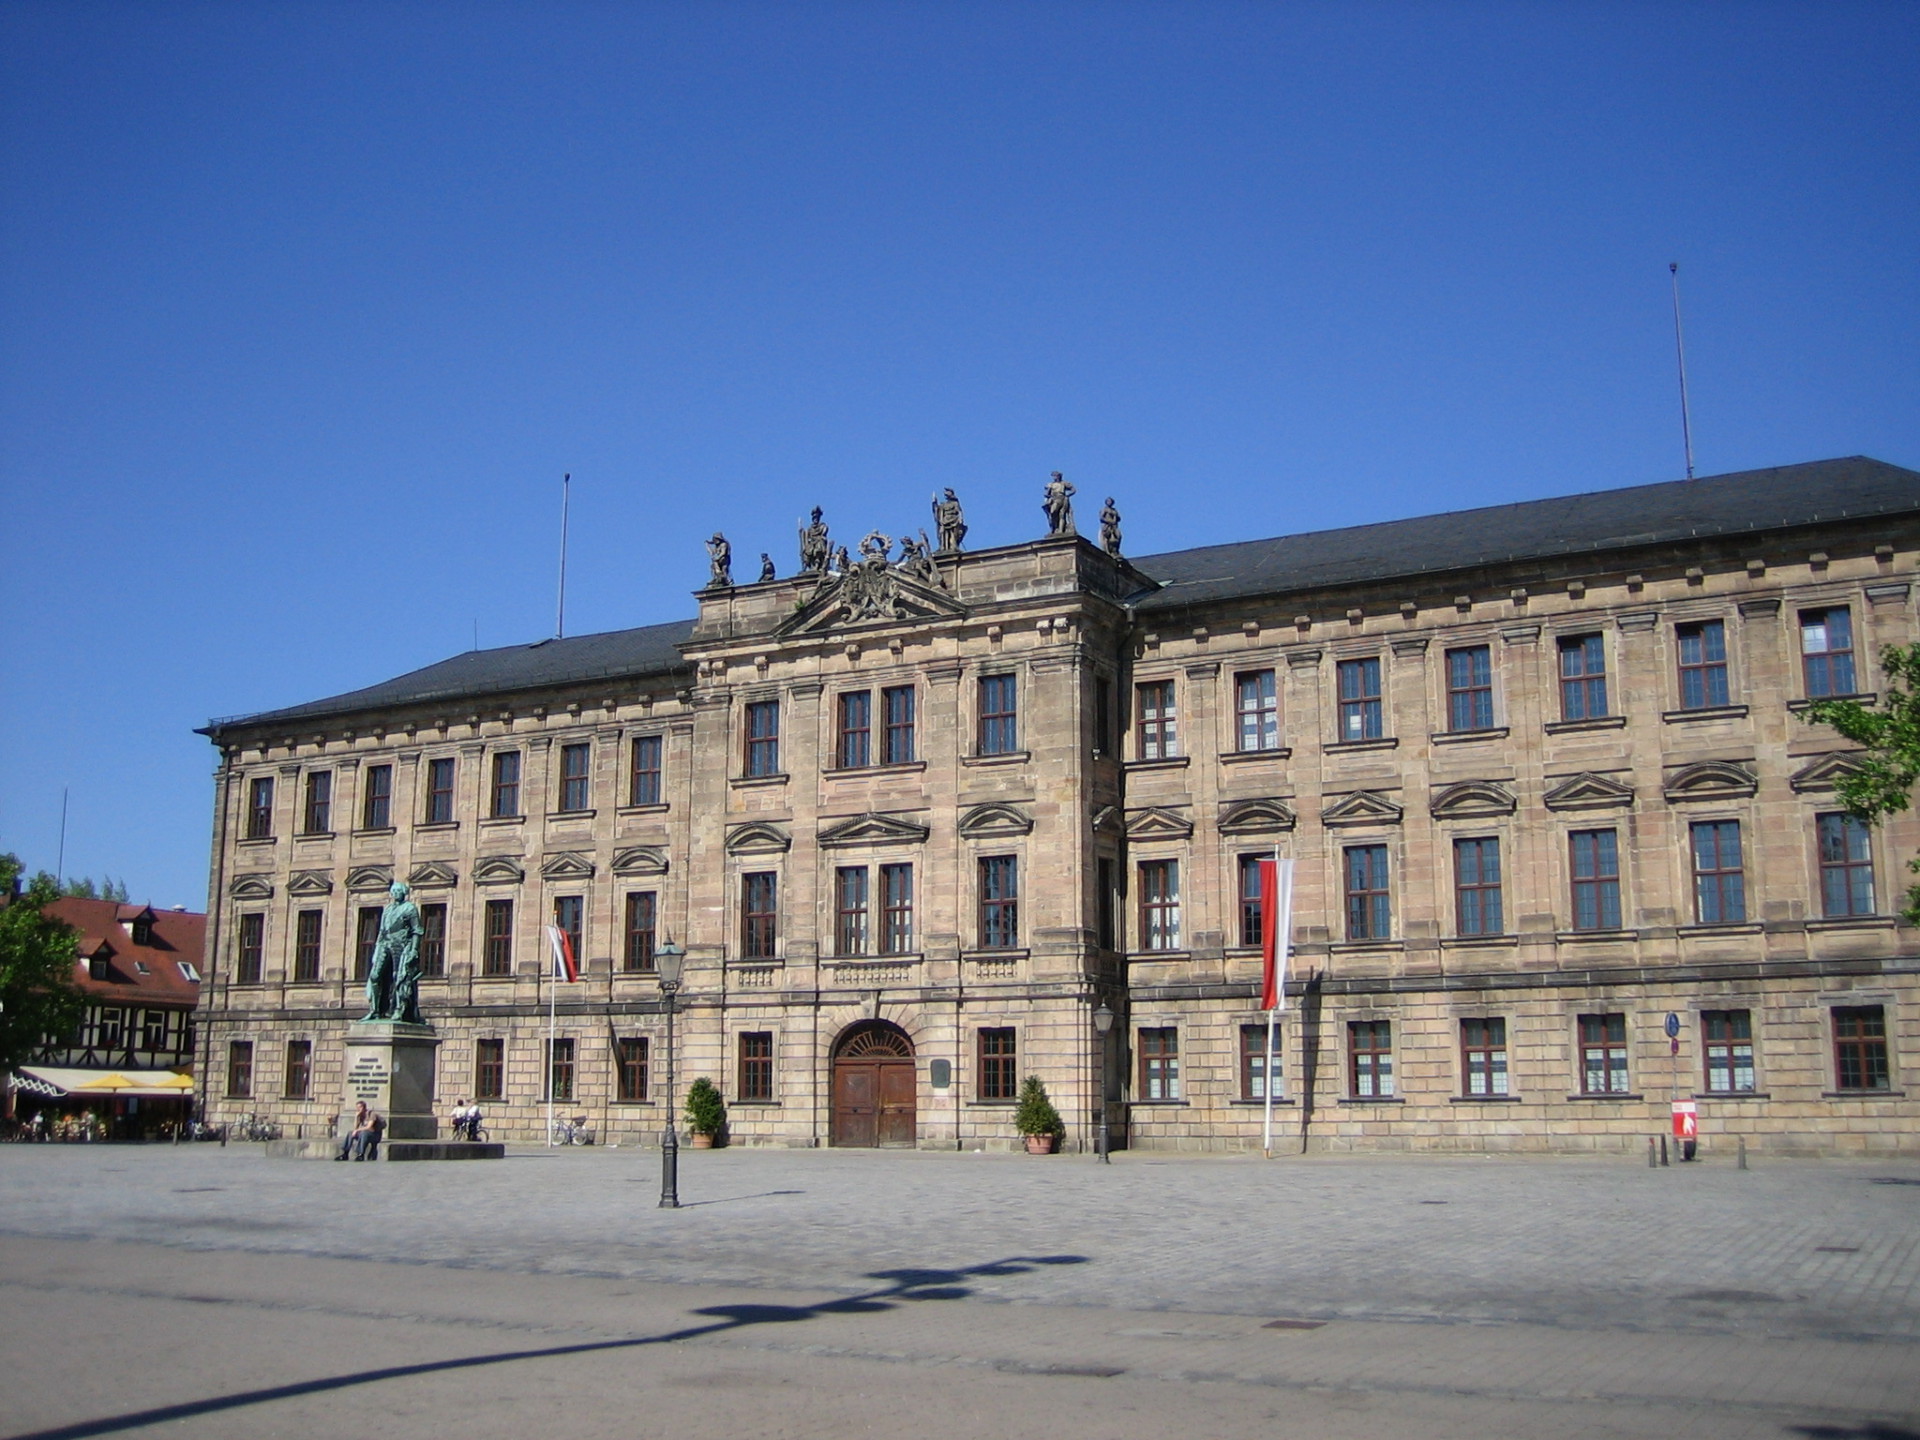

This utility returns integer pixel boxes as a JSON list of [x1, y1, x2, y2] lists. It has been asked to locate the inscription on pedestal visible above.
[[348, 1054, 389, 1104]]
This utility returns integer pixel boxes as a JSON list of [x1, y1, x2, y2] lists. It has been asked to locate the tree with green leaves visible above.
[[0, 853, 83, 1075], [1803, 642, 1920, 922]]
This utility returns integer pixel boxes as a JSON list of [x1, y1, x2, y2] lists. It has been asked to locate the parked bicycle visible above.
[[548, 1116, 593, 1146], [236, 1114, 281, 1142]]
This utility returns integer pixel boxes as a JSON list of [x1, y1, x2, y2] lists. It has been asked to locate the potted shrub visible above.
[[1014, 1075, 1064, 1154], [684, 1076, 728, 1149]]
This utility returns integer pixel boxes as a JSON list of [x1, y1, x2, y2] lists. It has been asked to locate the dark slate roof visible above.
[[205, 617, 694, 735], [1127, 456, 1920, 613]]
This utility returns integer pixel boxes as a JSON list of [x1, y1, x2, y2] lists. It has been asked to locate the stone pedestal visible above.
[[344, 1021, 440, 1141]]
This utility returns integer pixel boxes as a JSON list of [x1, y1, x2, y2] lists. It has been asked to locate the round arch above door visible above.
[[830, 1021, 916, 1147]]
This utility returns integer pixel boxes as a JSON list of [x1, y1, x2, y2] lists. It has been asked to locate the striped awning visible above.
[[11, 1067, 194, 1099]]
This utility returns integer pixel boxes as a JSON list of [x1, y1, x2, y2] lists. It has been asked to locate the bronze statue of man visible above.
[[363, 881, 425, 1025]]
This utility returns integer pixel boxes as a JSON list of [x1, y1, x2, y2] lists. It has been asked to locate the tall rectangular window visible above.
[[836, 691, 872, 769], [1097, 856, 1117, 951], [1137, 680, 1178, 760], [226, 1040, 253, 1099], [1349, 1020, 1393, 1097], [546, 1038, 575, 1103], [552, 895, 584, 966], [978, 1028, 1017, 1100], [1236, 669, 1280, 752], [1677, 620, 1730, 709], [1454, 837, 1503, 936], [362, 765, 392, 829], [1094, 675, 1114, 755], [1579, 1013, 1630, 1094], [1558, 634, 1608, 721], [742, 872, 778, 958], [284, 1039, 312, 1099], [245, 776, 274, 839], [1344, 844, 1390, 941], [1240, 1023, 1280, 1100], [883, 685, 916, 765], [420, 902, 447, 977], [425, 757, 455, 824], [615, 1037, 649, 1102], [1138, 1027, 1180, 1100], [489, 751, 521, 818], [834, 866, 870, 956], [236, 913, 264, 984], [979, 674, 1018, 755], [1238, 854, 1265, 948], [474, 1038, 505, 1100], [1703, 1010, 1755, 1093], [1446, 646, 1494, 732], [1801, 607, 1856, 697], [1461, 1018, 1508, 1096], [624, 891, 657, 972], [745, 700, 781, 777], [978, 855, 1019, 949], [1336, 657, 1383, 741], [880, 863, 913, 954], [1834, 1005, 1890, 1091], [1691, 820, 1746, 924], [738, 1032, 774, 1101], [1139, 859, 1181, 951], [629, 734, 663, 806], [559, 742, 591, 812], [482, 899, 514, 976], [1570, 829, 1622, 931], [351, 905, 381, 982], [1818, 813, 1875, 917], [293, 909, 323, 983], [302, 771, 332, 834]]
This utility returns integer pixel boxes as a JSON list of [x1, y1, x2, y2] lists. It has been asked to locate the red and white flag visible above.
[[543, 924, 580, 984], [1259, 858, 1296, 1011]]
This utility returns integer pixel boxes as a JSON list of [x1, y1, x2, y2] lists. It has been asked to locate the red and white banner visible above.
[[543, 924, 580, 984], [1259, 858, 1296, 1011]]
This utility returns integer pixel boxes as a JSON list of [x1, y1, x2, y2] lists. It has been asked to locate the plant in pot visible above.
[[1014, 1075, 1064, 1154], [684, 1076, 728, 1148]]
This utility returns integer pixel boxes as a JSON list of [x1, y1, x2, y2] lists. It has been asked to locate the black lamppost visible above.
[[656, 938, 684, 1209], [1092, 1001, 1114, 1164]]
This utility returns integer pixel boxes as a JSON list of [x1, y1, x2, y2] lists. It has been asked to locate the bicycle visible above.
[[548, 1117, 593, 1146]]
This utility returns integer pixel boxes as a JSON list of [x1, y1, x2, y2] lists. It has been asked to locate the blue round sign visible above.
[[1665, 1013, 1681, 1038]]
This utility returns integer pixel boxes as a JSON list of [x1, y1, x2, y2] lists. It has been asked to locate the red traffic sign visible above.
[[1672, 1100, 1698, 1140]]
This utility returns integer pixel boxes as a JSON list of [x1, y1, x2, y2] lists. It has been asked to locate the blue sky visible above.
[[2, 1, 1916, 908]]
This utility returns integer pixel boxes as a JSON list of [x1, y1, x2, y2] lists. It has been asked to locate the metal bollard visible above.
[[1648, 1136, 1657, 1168], [1737, 1136, 1747, 1171], [1659, 1135, 1669, 1167]]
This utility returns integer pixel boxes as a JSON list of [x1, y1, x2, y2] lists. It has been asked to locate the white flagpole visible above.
[[547, 954, 557, 1148], [1262, 849, 1294, 1159]]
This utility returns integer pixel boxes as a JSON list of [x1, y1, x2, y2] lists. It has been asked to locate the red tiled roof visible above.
[[42, 899, 205, 1007]]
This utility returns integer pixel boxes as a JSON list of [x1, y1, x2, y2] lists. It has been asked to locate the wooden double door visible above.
[[831, 1023, 916, 1147]]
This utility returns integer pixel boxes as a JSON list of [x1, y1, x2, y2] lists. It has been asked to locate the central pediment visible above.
[[776, 566, 967, 635]]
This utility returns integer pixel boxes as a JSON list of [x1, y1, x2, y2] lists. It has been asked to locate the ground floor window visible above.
[[978, 1027, 1017, 1100], [615, 1037, 649, 1102], [475, 1038, 505, 1101], [1579, 1013, 1630, 1094], [283, 1039, 311, 1099], [1703, 1009, 1756, 1093], [546, 1038, 575, 1103], [226, 1040, 253, 1099], [1833, 1005, 1890, 1091], [738, 1032, 774, 1101], [1138, 1027, 1180, 1100], [1461, 1017, 1508, 1096], [1349, 1020, 1393, 1098], [1240, 1022, 1280, 1100]]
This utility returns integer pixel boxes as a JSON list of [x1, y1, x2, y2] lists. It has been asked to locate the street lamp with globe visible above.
[[1092, 1001, 1114, 1164], [655, 938, 685, 1208]]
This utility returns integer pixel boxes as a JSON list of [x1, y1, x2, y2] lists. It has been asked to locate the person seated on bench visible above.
[[336, 1102, 370, 1160]]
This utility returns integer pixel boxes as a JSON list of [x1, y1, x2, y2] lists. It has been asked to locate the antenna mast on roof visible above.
[[1669, 263, 1696, 480], [556, 473, 571, 639]]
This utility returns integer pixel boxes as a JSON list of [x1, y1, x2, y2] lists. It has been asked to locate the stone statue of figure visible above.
[[1100, 497, 1122, 556], [931, 488, 968, 552], [799, 507, 831, 574], [1043, 471, 1076, 536], [363, 881, 425, 1025], [831, 543, 851, 574], [706, 533, 733, 588], [758, 553, 776, 583]]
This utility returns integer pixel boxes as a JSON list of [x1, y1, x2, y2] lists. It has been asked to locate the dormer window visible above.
[[129, 907, 157, 946], [87, 943, 113, 981]]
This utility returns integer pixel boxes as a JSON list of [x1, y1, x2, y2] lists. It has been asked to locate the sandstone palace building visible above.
[[197, 457, 1920, 1155]]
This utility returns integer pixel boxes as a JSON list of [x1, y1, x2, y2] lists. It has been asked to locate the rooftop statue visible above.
[[932, 488, 967, 553], [706, 532, 733, 589], [1100, 497, 1122, 557], [1043, 471, 1076, 537], [362, 882, 425, 1026], [758, 553, 776, 583], [799, 507, 831, 574]]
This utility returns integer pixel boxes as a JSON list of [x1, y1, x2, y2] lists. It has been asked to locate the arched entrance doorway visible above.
[[830, 1021, 916, 1148]]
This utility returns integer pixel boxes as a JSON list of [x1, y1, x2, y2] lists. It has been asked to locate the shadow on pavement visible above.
[[2, 1253, 1090, 1440], [1790, 1426, 1920, 1440]]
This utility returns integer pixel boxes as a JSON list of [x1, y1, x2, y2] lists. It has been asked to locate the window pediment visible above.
[[726, 821, 793, 855], [1320, 790, 1404, 827], [473, 855, 526, 884], [540, 851, 595, 881], [1124, 806, 1194, 841], [612, 846, 669, 876], [406, 860, 458, 889], [818, 812, 931, 848], [958, 803, 1033, 839], [347, 864, 394, 892], [1790, 752, 1866, 793], [1429, 781, 1516, 819], [287, 870, 334, 897], [1542, 772, 1636, 811], [1663, 760, 1758, 802], [1089, 804, 1121, 835], [228, 874, 274, 901], [1218, 798, 1298, 835]]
